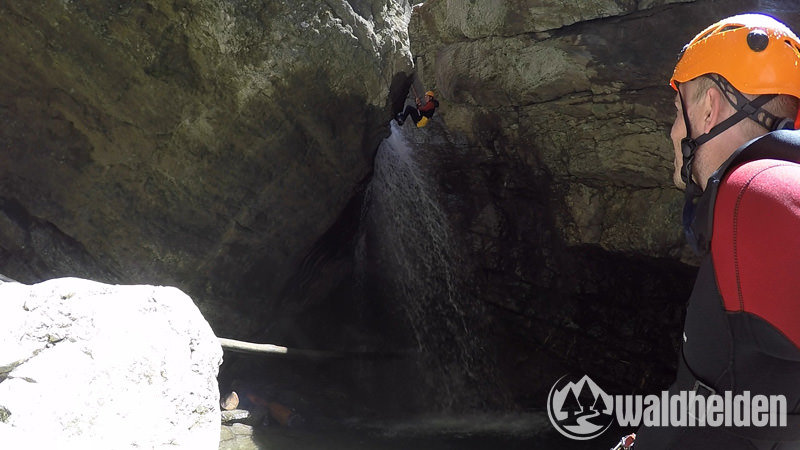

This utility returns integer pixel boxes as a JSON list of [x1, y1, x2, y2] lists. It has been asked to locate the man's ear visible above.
[[702, 86, 726, 133]]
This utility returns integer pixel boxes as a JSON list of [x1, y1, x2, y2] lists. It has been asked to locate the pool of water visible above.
[[227, 412, 633, 450]]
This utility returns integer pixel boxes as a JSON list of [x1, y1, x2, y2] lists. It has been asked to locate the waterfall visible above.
[[357, 122, 504, 411]]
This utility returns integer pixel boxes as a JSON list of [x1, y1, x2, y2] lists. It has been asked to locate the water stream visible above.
[[220, 122, 636, 449], [358, 121, 500, 410], [223, 410, 627, 449]]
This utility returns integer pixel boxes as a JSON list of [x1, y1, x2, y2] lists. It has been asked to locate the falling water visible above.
[[221, 123, 632, 449], [357, 121, 502, 410]]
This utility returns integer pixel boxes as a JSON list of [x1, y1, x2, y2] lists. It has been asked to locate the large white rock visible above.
[[0, 278, 223, 449]]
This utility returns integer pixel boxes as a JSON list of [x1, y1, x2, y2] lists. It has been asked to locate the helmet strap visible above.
[[678, 78, 780, 254], [676, 84, 698, 187], [705, 74, 784, 131], [676, 80, 776, 187]]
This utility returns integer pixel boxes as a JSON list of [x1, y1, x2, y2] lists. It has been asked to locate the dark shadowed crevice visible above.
[[0, 197, 120, 283]]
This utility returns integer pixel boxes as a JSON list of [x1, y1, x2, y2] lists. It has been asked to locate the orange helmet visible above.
[[670, 14, 800, 99], [425, 90, 435, 98]]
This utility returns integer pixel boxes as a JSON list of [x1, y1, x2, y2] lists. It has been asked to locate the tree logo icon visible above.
[[547, 374, 615, 440]]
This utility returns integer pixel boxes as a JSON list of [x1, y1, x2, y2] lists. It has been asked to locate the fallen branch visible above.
[[218, 337, 411, 360]]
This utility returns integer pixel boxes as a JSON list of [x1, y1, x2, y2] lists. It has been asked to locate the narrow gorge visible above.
[[1, 0, 798, 447]]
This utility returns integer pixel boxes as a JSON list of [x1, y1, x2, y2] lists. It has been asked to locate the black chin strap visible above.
[[677, 84, 776, 187], [677, 79, 778, 255], [677, 85, 697, 187]]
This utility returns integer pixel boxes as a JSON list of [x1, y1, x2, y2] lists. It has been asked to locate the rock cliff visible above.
[[356, 0, 800, 408], [0, 0, 413, 337], [3, 0, 799, 417]]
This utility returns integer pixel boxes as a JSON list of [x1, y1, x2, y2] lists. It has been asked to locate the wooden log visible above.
[[217, 337, 411, 360]]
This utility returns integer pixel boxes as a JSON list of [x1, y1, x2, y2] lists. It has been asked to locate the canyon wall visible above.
[[365, 0, 798, 406], [0, 0, 413, 337], [2, 0, 797, 413]]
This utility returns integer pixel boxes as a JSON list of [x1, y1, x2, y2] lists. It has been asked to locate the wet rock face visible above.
[[6, 0, 800, 417], [392, 0, 800, 405], [411, 0, 695, 258], [0, 0, 413, 335], [414, 0, 694, 39]]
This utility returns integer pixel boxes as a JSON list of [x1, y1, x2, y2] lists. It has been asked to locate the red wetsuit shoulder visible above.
[[712, 158, 800, 347]]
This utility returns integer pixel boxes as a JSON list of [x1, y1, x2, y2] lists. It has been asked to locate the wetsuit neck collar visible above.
[[683, 129, 800, 255]]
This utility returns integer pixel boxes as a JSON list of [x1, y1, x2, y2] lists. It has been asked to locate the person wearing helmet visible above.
[[396, 90, 439, 127], [632, 13, 800, 449]]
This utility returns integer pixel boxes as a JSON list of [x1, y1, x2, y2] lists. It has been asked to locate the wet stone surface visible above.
[[219, 423, 259, 450]]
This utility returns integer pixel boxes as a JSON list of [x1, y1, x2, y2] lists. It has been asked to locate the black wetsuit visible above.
[[397, 98, 438, 124], [635, 130, 800, 449]]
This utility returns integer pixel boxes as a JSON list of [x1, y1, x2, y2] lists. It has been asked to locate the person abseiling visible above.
[[396, 90, 438, 127], [630, 13, 800, 449]]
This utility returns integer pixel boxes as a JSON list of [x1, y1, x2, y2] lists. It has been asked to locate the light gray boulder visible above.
[[0, 278, 223, 449]]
